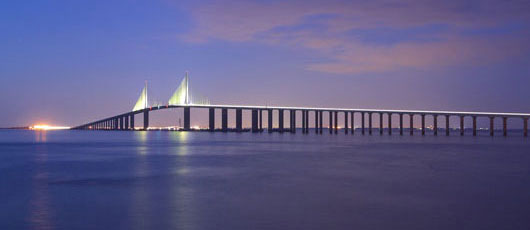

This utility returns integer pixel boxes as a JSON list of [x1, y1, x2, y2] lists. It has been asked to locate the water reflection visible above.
[[134, 131, 149, 155], [34, 131, 47, 143], [28, 144, 54, 230]]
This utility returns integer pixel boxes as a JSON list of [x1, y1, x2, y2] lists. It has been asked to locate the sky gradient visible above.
[[1, 0, 530, 128]]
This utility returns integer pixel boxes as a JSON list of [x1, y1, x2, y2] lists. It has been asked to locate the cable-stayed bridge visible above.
[[73, 73, 530, 137]]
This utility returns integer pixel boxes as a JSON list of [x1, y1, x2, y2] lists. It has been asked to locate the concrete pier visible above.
[[302, 110, 306, 134], [472, 116, 477, 136], [130, 114, 134, 130], [379, 113, 383, 135], [388, 113, 392, 135], [252, 109, 259, 132], [143, 110, 149, 130], [345, 112, 349, 134], [361, 112, 365, 135], [399, 114, 403, 136], [259, 110, 263, 132], [183, 107, 190, 130], [209, 108, 215, 131], [125, 116, 129, 130], [236, 109, 242, 132], [305, 111, 309, 133], [319, 111, 323, 134], [268, 109, 273, 133], [368, 113, 372, 135], [290, 110, 296, 133], [334, 111, 338, 134], [421, 114, 425, 136], [351, 112, 354, 135], [222, 109, 228, 132], [279, 109, 284, 133], [315, 111, 319, 134], [410, 114, 414, 136], [329, 111, 333, 134], [433, 115, 438, 136]]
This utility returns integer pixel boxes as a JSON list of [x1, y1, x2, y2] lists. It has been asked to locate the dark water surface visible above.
[[1, 130, 529, 230]]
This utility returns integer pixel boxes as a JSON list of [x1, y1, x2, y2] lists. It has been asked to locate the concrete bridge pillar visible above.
[[315, 111, 319, 134], [306, 111, 309, 133], [334, 111, 338, 134], [130, 114, 134, 130], [236, 109, 242, 132], [279, 109, 284, 133], [460, 116, 465, 136], [120, 117, 124, 130], [388, 113, 392, 135], [268, 109, 273, 133], [445, 115, 450, 136], [319, 111, 323, 134], [489, 117, 494, 136], [367, 113, 372, 135], [115, 118, 119, 130], [433, 115, 438, 136], [379, 113, 383, 135], [345, 112, 349, 134], [399, 114, 404, 136], [503, 117, 507, 137], [251, 109, 258, 133], [143, 110, 149, 130], [410, 114, 414, 136], [361, 112, 365, 135], [329, 111, 333, 134], [125, 116, 129, 130], [184, 107, 190, 130], [302, 111, 306, 133], [290, 110, 296, 133], [222, 109, 228, 132], [421, 114, 425, 136], [259, 110, 263, 132], [472, 116, 477, 136], [351, 112, 355, 135], [209, 108, 215, 132]]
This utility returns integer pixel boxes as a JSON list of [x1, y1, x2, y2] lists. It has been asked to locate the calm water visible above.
[[1, 130, 529, 230]]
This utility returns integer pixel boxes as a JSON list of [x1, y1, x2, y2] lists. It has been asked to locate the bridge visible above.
[[73, 73, 529, 137]]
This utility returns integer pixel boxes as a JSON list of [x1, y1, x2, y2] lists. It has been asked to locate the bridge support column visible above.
[[351, 112, 355, 135], [399, 114, 404, 136], [490, 117, 494, 136], [368, 113, 372, 135], [143, 110, 149, 130], [222, 109, 228, 132], [472, 116, 477, 136], [252, 109, 258, 133], [278, 110, 284, 133], [259, 110, 263, 132], [421, 114, 425, 136], [290, 110, 296, 133], [387, 113, 392, 135], [306, 111, 309, 133], [334, 111, 338, 134], [329, 111, 333, 134], [319, 111, 323, 134], [120, 117, 124, 130], [209, 108, 215, 132], [446, 115, 450, 136], [503, 117, 507, 137], [379, 113, 383, 135], [433, 115, 438, 136], [523, 117, 528, 137], [361, 112, 365, 135], [115, 118, 119, 130], [268, 109, 273, 133], [460, 116, 465, 136], [302, 111, 306, 134], [125, 116, 129, 130], [315, 111, 319, 134], [410, 114, 414, 136], [184, 107, 190, 131], [236, 109, 242, 132], [130, 114, 134, 130], [345, 112, 349, 134]]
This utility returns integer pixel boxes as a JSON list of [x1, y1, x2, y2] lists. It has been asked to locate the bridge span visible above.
[[72, 74, 529, 137]]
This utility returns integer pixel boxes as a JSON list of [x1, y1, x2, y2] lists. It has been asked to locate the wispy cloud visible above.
[[181, 0, 530, 74]]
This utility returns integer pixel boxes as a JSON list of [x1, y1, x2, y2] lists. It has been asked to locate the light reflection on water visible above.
[[1, 130, 530, 230]]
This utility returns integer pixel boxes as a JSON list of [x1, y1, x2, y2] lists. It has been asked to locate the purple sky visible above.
[[1, 0, 529, 128]]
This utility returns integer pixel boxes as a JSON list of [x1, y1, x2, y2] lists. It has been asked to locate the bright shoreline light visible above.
[[30, 125, 70, 130]]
